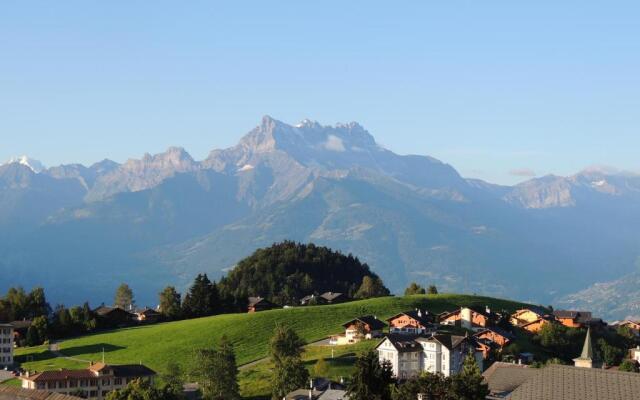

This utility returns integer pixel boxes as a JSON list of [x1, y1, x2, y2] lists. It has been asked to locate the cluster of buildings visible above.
[[483, 329, 640, 399], [247, 292, 348, 313]]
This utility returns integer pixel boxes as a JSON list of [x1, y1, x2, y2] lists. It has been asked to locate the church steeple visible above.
[[573, 328, 600, 368]]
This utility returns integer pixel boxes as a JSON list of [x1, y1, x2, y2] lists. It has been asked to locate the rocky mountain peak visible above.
[[3, 155, 46, 173]]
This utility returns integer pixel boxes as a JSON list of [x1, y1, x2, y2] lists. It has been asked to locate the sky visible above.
[[1, 1, 639, 185]]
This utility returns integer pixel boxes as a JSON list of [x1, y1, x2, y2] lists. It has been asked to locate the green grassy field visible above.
[[11, 294, 534, 397]]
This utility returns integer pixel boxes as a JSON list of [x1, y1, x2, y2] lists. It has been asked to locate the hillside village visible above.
[[2, 243, 640, 400]]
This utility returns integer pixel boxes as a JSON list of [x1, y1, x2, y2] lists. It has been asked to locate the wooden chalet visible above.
[[247, 297, 278, 313], [520, 316, 553, 333], [473, 326, 515, 347], [439, 306, 497, 330], [553, 310, 604, 329], [134, 307, 161, 323], [331, 315, 386, 345], [93, 306, 135, 327], [319, 291, 346, 304], [509, 306, 549, 327], [387, 309, 435, 335], [614, 320, 640, 337]]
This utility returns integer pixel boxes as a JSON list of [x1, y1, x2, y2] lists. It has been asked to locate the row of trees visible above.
[[404, 282, 438, 296]]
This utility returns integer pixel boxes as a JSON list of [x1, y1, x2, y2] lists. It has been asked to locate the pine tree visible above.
[[404, 282, 426, 295], [451, 353, 489, 400], [192, 336, 240, 400], [182, 274, 219, 318], [347, 350, 394, 400]]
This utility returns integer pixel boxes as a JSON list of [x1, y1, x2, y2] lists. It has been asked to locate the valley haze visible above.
[[2, 116, 639, 320]]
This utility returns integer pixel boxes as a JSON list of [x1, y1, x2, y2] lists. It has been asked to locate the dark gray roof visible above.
[[421, 334, 467, 350], [320, 292, 344, 301], [509, 364, 640, 400], [482, 362, 539, 395], [376, 335, 422, 353]]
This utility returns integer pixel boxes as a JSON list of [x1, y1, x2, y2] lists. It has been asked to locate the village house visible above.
[[386, 310, 435, 336], [300, 294, 326, 306], [20, 362, 156, 400], [330, 316, 386, 345], [553, 310, 604, 329], [630, 346, 640, 363], [285, 377, 347, 400], [376, 334, 482, 379], [319, 292, 346, 304], [439, 306, 496, 330], [0, 323, 14, 367], [134, 307, 161, 323], [473, 326, 515, 348], [94, 306, 135, 327], [519, 317, 553, 333], [613, 320, 640, 337], [247, 297, 278, 313], [509, 306, 549, 326], [472, 337, 499, 360]]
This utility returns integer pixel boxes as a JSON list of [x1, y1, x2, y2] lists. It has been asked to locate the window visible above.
[[89, 390, 98, 397], [114, 378, 122, 385], [102, 378, 110, 385]]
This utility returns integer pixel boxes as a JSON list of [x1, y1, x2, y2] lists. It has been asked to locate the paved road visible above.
[[238, 337, 331, 370]]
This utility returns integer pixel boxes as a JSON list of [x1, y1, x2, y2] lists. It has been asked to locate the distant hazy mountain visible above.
[[1, 116, 639, 319]]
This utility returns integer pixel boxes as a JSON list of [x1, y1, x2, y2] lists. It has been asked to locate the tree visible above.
[[182, 274, 219, 318], [270, 325, 309, 400], [347, 350, 394, 400], [114, 283, 134, 310], [26, 287, 51, 318], [159, 286, 182, 320], [619, 359, 639, 373], [427, 285, 438, 295], [162, 360, 185, 397], [597, 338, 624, 366], [355, 276, 390, 299], [392, 372, 453, 400], [404, 282, 426, 296], [313, 357, 329, 378], [106, 378, 181, 400], [451, 353, 489, 400], [192, 336, 240, 400]]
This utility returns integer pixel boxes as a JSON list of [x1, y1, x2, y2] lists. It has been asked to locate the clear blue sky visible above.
[[1, 1, 638, 185]]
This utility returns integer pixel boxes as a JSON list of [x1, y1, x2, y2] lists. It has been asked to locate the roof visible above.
[[320, 292, 344, 302], [376, 335, 422, 353], [554, 310, 599, 324], [22, 364, 156, 382], [248, 297, 276, 307], [482, 362, 539, 395], [93, 306, 133, 316], [509, 364, 640, 400], [0, 386, 83, 400], [417, 334, 467, 350], [10, 320, 32, 329], [514, 306, 548, 317], [0, 323, 13, 328], [474, 326, 516, 340], [387, 310, 433, 326], [317, 389, 349, 400], [135, 307, 160, 315], [573, 328, 598, 363], [342, 315, 386, 330]]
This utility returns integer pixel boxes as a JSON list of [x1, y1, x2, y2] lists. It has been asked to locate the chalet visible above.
[[247, 297, 278, 313], [439, 306, 496, 330], [0, 323, 14, 367], [509, 306, 549, 327], [613, 320, 640, 337], [520, 317, 553, 333], [473, 326, 515, 347], [474, 337, 499, 360], [319, 292, 346, 304], [20, 362, 156, 400], [300, 294, 326, 306], [553, 310, 604, 329], [376, 333, 482, 379], [94, 306, 135, 327], [387, 310, 435, 336], [134, 307, 161, 323], [330, 316, 386, 345]]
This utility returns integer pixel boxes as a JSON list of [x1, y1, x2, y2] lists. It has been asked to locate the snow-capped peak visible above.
[[3, 155, 46, 173]]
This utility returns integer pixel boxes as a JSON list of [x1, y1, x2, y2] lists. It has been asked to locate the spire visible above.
[[580, 327, 594, 360]]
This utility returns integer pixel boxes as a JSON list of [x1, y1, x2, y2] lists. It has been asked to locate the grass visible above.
[[239, 340, 378, 399], [12, 294, 533, 397]]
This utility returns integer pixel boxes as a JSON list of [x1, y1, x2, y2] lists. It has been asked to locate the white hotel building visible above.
[[0, 323, 14, 367]]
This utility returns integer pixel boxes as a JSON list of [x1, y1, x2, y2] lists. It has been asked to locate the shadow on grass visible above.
[[303, 352, 357, 367], [15, 350, 56, 364], [61, 343, 126, 358]]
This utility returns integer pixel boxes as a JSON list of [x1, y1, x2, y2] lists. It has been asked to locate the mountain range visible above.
[[2, 116, 639, 320]]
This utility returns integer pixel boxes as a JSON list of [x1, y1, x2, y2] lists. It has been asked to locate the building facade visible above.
[[376, 334, 481, 379], [0, 323, 14, 367], [20, 363, 156, 400]]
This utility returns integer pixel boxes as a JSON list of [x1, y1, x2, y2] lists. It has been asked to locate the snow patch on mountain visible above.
[[3, 156, 46, 173], [324, 135, 346, 152]]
